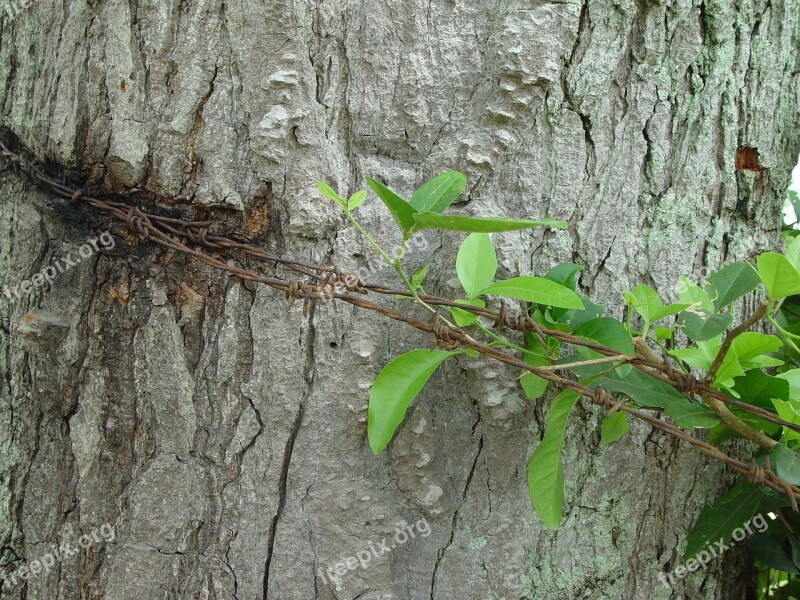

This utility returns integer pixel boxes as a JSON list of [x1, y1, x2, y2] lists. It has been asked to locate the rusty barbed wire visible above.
[[2, 131, 798, 503]]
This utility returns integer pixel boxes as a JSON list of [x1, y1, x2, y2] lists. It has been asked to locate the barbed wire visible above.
[[1, 131, 797, 503]]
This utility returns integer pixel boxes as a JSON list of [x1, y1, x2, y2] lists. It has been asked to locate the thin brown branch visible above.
[[706, 299, 770, 381]]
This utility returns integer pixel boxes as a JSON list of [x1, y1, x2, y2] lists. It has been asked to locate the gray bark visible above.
[[1, 0, 799, 598]]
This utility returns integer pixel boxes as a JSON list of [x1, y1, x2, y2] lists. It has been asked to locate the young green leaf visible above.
[[347, 190, 367, 211], [411, 213, 567, 233], [669, 337, 721, 371], [757, 252, 800, 298], [520, 335, 551, 400], [778, 369, 800, 399], [545, 263, 583, 321], [785, 235, 800, 271], [624, 284, 687, 333], [654, 326, 674, 341], [544, 263, 582, 292], [481, 277, 584, 310], [450, 298, 485, 327], [366, 177, 418, 235], [678, 276, 716, 315], [527, 389, 581, 529], [410, 171, 467, 213], [684, 480, 763, 561], [713, 332, 783, 387], [368, 349, 457, 454], [623, 284, 662, 329], [707, 262, 760, 309], [410, 263, 431, 292], [456, 233, 497, 299], [317, 181, 345, 208], [600, 412, 629, 445]]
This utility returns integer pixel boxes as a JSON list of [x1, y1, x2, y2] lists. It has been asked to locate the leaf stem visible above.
[[766, 315, 800, 354], [343, 209, 395, 266], [518, 354, 636, 377], [473, 321, 547, 359]]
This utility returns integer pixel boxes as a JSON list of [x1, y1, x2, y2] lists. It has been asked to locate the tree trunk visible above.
[[1, 1, 799, 598]]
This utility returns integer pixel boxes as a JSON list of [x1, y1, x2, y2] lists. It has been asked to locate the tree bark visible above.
[[1, 1, 799, 598]]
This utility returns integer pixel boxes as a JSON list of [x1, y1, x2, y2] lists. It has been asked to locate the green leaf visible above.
[[677, 277, 716, 313], [317, 181, 345, 208], [366, 177, 418, 235], [595, 370, 718, 428], [573, 318, 634, 355], [368, 350, 456, 454], [772, 444, 800, 486], [571, 317, 634, 378], [600, 412, 629, 445], [481, 277, 584, 310], [773, 400, 800, 443], [757, 252, 800, 298], [595, 369, 688, 411], [664, 402, 720, 429], [669, 347, 712, 370], [669, 337, 721, 371], [747, 534, 799, 574], [527, 390, 581, 529], [456, 233, 497, 299], [785, 235, 800, 271], [545, 263, 583, 321], [412, 212, 567, 233], [654, 304, 691, 321], [347, 190, 367, 211], [410, 263, 431, 292], [654, 326, 674, 341], [733, 370, 789, 410], [623, 285, 662, 330], [778, 369, 800, 400], [520, 352, 550, 400], [680, 312, 733, 342], [684, 480, 763, 561], [544, 263, 582, 292], [567, 295, 605, 330], [714, 332, 783, 387], [623, 285, 686, 332], [410, 171, 467, 213], [707, 262, 760, 309], [520, 335, 551, 400], [451, 298, 484, 327]]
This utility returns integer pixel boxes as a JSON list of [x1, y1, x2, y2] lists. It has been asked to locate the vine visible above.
[[2, 132, 800, 588]]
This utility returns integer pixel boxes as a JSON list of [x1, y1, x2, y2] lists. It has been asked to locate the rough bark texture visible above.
[[1, 1, 799, 598]]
